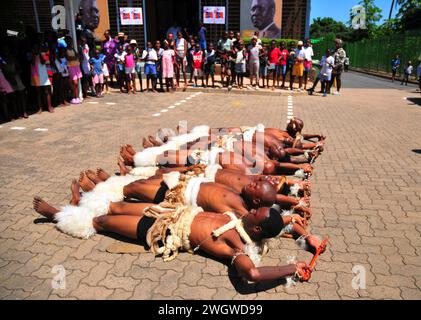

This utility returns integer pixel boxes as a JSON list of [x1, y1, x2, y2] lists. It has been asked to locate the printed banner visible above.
[[203, 6, 226, 25], [120, 7, 143, 25]]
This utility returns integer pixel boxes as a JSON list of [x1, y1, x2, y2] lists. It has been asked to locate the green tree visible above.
[[396, 0, 421, 31], [309, 17, 349, 39]]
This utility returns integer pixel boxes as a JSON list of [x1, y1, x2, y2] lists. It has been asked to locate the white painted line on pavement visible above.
[[175, 102, 181, 106], [180, 100, 187, 103], [152, 113, 161, 117], [10, 127, 26, 130], [106, 102, 116, 105], [168, 105, 176, 109], [34, 128, 48, 132], [88, 101, 99, 104], [186, 97, 191, 100], [161, 109, 168, 113]]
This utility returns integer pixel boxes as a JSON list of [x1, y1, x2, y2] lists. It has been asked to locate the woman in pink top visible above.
[[124, 45, 136, 94], [162, 41, 175, 92]]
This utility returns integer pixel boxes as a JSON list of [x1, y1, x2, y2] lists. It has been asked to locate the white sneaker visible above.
[[297, 88, 302, 92], [255, 86, 259, 91], [332, 91, 341, 95]]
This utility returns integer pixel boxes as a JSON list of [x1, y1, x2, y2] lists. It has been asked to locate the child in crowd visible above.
[[1, 46, 28, 118], [131, 41, 143, 92], [114, 45, 127, 93], [162, 41, 175, 92], [187, 38, 196, 84], [192, 43, 204, 87], [79, 37, 93, 98], [124, 45, 136, 94], [100, 49, 110, 94], [65, 37, 82, 104], [204, 42, 216, 88], [307, 48, 334, 97], [401, 61, 413, 86], [267, 40, 281, 90], [278, 41, 289, 89], [259, 44, 269, 89], [89, 49, 104, 97], [142, 41, 158, 92], [155, 40, 164, 91], [54, 47, 70, 106], [31, 43, 54, 112], [234, 42, 246, 89]]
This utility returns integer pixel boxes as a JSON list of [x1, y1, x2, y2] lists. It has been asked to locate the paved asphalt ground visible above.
[[0, 72, 420, 300]]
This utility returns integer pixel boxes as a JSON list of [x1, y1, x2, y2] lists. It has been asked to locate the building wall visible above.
[[282, 0, 308, 40]]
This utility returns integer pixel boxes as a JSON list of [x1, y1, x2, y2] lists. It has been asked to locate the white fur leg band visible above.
[[54, 175, 139, 239]]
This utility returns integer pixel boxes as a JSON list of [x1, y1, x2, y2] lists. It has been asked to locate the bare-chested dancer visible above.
[[32, 201, 315, 283], [120, 144, 314, 176]]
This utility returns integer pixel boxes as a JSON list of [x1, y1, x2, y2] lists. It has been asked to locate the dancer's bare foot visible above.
[[79, 171, 95, 192], [85, 170, 102, 184], [118, 157, 130, 176], [125, 144, 136, 155], [70, 179, 81, 205], [298, 180, 311, 196], [142, 138, 154, 148], [148, 135, 161, 146], [96, 168, 110, 181], [33, 196, 59, 220], [306, 235, 327, 255], [120, 147, 134, 166]]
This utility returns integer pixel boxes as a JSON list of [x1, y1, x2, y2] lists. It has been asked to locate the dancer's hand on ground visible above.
[[295, 262, 312, 281]]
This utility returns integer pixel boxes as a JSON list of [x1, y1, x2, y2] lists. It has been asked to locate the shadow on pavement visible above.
[[406, 97, 421, 106]]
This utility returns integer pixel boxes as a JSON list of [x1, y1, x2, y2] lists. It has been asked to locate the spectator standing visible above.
[[155, 40, 164, 91], [114, 45, 126, 93], [391, 54, 400, 82], [187, 38, 195, 85], [131, 40, 143, 92], [307, 49, 334, 96], [31, 43, 54, 111], [175, 32, 188, 90], [103, 30, 117, 86], [303, 39, 314, 90], [290, 40, 305, 91], [79, 36, 94, 98], [204, 43, 216, 88], [1, 47, 28, 118], [53, 47, 70, 106], [162, 41, 175, 92], [198, 23, 207, 50], [330, 39, 347, 95], [400, 61, 412, 86], [259, 44, 269, 88], [0, 66, 14, 121], [278, 41, 289, 89], [247, 36, 262, 90], [268, 40, 281, 90], [142, 41, 158, 92], [65, 37, 82, 104], [217, 32, 233, 88], [192, 43, 204, 87], [124, 45, 137, 94], [89, 49, 104, 97], [234, 42, 246, 89], [100, 49, 110, 94]]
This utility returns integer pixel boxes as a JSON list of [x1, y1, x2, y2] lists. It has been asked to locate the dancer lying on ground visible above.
[[39, 166, 320, 249], [145, 118, 325, 151], [32, 199, 314, 283], [120, 144, 314, 176]]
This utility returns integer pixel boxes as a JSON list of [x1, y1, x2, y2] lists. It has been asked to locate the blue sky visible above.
[[310, 0, 400, 25]]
